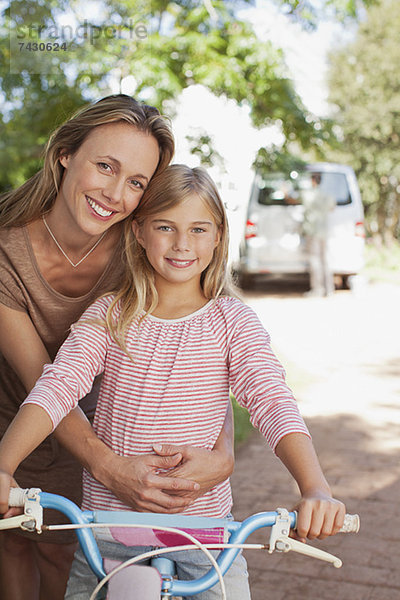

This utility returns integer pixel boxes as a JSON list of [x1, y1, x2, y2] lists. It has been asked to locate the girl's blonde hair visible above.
[[105, 164, 236, 350], [0, 94, 175, 227]]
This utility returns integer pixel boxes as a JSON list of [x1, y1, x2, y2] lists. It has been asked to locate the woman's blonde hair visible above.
[[105, 164, 236, 350], [0, 94, 175, 227]]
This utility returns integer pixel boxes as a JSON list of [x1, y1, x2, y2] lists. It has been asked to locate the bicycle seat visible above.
[[104, 559, 162, 599]]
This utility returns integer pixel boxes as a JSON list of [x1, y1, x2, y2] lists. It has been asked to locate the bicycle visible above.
[[2, 487, 360, 599]]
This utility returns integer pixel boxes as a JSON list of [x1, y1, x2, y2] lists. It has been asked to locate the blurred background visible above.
[[2, 0, 400, 271]]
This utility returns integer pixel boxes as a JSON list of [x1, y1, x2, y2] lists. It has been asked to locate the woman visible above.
[[0, 95, 234, 600]]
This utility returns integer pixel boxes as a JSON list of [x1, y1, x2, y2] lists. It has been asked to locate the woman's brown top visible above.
[[0, 226, 124, 542]]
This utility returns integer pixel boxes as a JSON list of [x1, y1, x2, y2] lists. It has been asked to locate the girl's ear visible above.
[[214, 225, 222, 248], [131, 220, 145, 247]]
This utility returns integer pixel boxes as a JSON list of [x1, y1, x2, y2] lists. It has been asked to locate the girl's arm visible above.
[[275, 432, 345, 541], [228, 302, 345, 539], [0, 403, 53, 513], [0, 303, 201, 513]]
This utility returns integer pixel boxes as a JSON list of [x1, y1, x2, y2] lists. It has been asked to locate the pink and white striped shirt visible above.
[[24, 295, 310, 518]]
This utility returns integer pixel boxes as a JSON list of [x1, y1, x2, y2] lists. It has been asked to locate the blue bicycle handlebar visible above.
[[38, 492, 297, 595], [173, 511, 296, 596], [40, 493, 105, 579]]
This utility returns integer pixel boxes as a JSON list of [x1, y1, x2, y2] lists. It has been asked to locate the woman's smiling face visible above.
[[56, 121, 160, 236]]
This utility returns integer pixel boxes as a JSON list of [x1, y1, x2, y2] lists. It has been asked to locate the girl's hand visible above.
[[153, 443, 234, 499], [293, 490, 346, 542], [275, 433, 346, 542]]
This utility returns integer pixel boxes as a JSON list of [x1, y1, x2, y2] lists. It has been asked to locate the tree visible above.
[[327, 0, 400, 241], [1, 0, 375, 192], [272, 0, 378, 26]]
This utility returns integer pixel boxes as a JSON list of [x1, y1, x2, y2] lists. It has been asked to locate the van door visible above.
[[244, 174, 307, 274]]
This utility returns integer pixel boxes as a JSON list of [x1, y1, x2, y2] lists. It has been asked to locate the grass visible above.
[[231, 358, 315, 447], [231, 394, 254, 447], [363, 239, 400, 285]]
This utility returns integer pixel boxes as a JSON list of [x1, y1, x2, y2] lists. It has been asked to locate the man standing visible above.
[[302, 172, 336, 297]]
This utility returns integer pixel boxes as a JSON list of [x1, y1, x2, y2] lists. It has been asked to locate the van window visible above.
[[316, 172, 351, 206], [256, 177, 295, 206], [256, 171, 352, 207]]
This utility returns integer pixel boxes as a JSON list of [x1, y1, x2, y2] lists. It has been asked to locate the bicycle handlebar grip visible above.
[[339, 513, 360, 533], [8, 488, 28, 507]]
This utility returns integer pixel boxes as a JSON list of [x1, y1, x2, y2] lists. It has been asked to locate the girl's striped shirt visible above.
[[24, 295, 310, 518]]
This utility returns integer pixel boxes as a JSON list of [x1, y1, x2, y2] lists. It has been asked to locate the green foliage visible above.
[[327, 0, 400, 241], [186, 131, 226, 169], [231, 394, 253, 446], [364, 240, 400, 284], [274, 0, 378, 27], [0, 75, 87, 190], [0, 0, 375, 193], [253, 145, 307, 178]]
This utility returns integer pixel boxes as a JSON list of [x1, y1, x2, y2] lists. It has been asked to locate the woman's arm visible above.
[[55, 401, 234, 508], [275, 432, 345, 541], [0, 304, 200, 512], [54, 411, 201, 513], [0, 304, 50, 390]]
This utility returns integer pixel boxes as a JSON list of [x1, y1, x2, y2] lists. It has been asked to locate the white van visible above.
[[236, 163, 365, 288]]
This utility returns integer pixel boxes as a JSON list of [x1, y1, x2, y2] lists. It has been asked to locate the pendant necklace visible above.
[[42, 216, 107, 268]]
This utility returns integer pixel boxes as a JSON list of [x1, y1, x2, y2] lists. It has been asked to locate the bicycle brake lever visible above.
[[268, 508, 292, 553], [22, 488, 43, 533], [273, 537, 342, 568], [268, 508, 342, 568], [0, 514, 36, 531], [8, 487, 43, 533]]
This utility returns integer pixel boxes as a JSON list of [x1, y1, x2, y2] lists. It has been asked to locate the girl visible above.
[[0, 165, 345, 599], [0, 97, 233, 598]]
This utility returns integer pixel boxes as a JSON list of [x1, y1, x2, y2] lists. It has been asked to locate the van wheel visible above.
[[341, 275, 350, 290], [238, 272, 254, 289]]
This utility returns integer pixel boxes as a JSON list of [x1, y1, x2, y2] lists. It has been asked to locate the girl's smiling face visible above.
[[132, 193, 221, 290], [55, 122, 160, 237]]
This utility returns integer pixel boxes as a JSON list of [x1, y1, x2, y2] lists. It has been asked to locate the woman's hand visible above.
[[292, 489, 346, 542], [100, 404, 234, 512], [55, 402, 235, 512], [92, 450, 201, 513], [153, 403, 235, 500], [152, 443, 234, 500]]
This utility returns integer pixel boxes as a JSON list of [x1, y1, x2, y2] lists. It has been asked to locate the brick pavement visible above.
[[230, 283, 400, 600], [231, 420, 400, 600]]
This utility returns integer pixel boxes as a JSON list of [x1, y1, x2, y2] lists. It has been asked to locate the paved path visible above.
[[231, 281, 400, 600]]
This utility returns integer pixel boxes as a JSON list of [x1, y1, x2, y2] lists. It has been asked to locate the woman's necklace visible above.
[[42, 216, 107, 268]]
